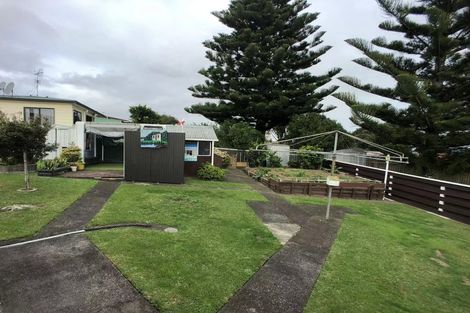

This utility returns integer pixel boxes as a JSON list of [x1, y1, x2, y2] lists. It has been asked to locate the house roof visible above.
[[84, 122, 218, 141], [0, 95, 106, 117], [166, 125, 218, 141]]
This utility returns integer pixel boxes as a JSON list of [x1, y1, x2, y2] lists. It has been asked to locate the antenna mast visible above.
[[34, 69, 43, 96]]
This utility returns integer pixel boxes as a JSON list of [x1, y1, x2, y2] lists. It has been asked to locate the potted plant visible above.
[[60, 146, 84, 172], [70, 163, 78, 172], [77, 160, 85, 171]]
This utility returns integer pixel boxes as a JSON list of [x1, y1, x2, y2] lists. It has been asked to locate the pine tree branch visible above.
[[337, 76, 398, 100]]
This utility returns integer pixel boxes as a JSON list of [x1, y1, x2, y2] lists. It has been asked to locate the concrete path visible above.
[[221, 169, 347, 313], [0, 180, 159, 313], [0, 235, 157, 313], [36, 180, 120, 237]]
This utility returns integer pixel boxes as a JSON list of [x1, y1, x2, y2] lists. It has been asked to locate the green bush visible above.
[[215, 150, 231, 168], [253, 168, 272, 180], [36, 158, 69, 171], [196, 163, 226, 181], [267, 152, 282, 168], [288, 145, 323, 169], [247, 150, 267, 167], [60, 146, 82, 163], [248, 150, 282, 168]]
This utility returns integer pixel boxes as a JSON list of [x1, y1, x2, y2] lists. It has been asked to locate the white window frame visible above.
[[197, 140, 212, 157]]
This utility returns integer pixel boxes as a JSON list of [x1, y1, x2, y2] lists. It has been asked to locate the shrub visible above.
[[289, 145, 323, 169], [267, 152, 282, 168], [253, 168, 271, 180], [247, 150, 267, 167], [215, 150, 231, 168], [196, 163, 225, 180], [36, 158, 68, 171], [60, 146, 82, 163]]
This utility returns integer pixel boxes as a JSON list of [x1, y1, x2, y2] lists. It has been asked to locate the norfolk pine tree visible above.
[[186, 0, 341, 134], [334, 0, 470, 174]]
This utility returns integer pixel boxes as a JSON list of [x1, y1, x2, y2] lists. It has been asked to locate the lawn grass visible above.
[[88, 179, 280, 313], [84, 163, 123, 171], [0, 174, 96, 241], [284, 195, 470, 313]]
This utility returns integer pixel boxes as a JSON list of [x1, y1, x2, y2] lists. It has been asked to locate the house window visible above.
[[198, 141, 211, 156], [73, 110, 83, 124], [24, 107, 55, 124], [86, 115, 93, 122]]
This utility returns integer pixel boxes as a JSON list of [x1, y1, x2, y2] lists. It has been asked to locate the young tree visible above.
[[0, 112, 51, 190], [187, 0, 341, 133], [285, 113, 346, 150], [215, 121, 265, 150], [129, 105, 178, 124], [334, 0, 470, 174]]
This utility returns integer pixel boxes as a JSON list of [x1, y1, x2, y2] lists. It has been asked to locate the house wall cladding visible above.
[[184, 155, 211, 176], [333, 161, 470, 224], [124, 131, 185, 184]]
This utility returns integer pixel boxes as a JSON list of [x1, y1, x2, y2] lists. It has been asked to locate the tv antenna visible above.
[[4, 82, 14, 95], [34, 69, 43, 96]]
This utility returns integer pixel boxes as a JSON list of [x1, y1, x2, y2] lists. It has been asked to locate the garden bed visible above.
[[246, 167, 384, 200], [37, 167, 70, 177]]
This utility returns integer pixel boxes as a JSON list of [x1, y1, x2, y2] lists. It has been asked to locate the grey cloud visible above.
[[0, 0, 407, 130]]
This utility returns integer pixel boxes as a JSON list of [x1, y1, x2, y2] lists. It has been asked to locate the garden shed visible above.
[[124, 125, 219, 183]]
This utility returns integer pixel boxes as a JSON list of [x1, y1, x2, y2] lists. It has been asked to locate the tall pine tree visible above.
[[186, 0, 341, 134], [334, 0, 470, 174]]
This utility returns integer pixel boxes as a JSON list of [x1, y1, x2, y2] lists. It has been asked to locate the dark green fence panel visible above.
[[124, 131, 185, 184]]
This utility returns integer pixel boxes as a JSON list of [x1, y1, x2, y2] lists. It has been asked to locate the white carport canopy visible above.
[[85, 123, 140, 138]]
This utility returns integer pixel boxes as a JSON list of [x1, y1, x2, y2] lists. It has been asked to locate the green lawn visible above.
[[0, 174, 96, 241], [284, 195, 470, 313], [88, 179, 280, 313], [85, 163, 123, 171]]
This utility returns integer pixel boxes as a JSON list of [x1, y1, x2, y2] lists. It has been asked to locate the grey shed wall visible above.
[[124, 131, 185, 184]]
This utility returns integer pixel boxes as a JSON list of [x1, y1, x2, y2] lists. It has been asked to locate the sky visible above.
[[0, 0, 408, 130]]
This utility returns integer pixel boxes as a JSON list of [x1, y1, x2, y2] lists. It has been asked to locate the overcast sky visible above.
[[0, 0, 408, 130]]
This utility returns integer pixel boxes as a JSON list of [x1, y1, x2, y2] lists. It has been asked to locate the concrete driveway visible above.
[[0, 234, 157, 313]]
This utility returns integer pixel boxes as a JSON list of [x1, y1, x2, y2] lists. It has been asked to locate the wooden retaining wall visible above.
[[333, 161, 470, 224], [260, 178, 384, 200], [243, 167, 385, 200]]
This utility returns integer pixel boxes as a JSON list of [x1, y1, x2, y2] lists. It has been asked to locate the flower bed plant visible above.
[[36, 158, 69, 176]]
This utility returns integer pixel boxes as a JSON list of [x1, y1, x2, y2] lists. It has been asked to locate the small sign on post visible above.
[[326, 176, 340, 187], [325, 176, 340, 219]]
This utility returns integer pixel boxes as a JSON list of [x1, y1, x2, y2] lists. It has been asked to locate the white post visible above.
[[383, 154, 390, 200], [326, 186, 332, 219], [331, 131, 339, 174], [74, 122, 86, 161], [211, 141, 214, 165], [326, 131, 339, 220]]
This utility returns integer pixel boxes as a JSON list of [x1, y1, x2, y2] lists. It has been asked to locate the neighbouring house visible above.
[[0, 95, 106, 125], [0, 95, 115, 159]]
